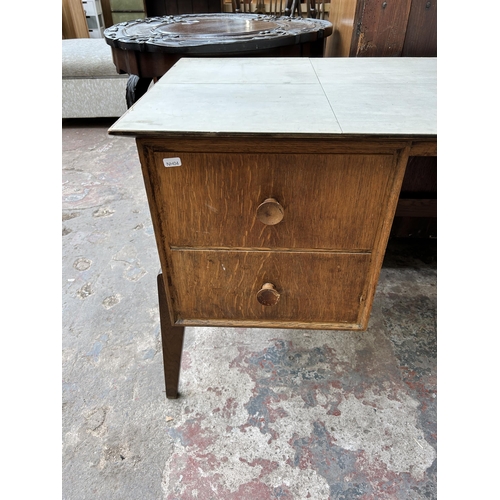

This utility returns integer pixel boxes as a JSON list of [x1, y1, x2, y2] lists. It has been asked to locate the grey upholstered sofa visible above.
[[62, 38, 128, 118]]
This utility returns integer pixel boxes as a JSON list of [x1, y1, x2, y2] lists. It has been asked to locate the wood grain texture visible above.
[[402, 0, 437, 56], [150, 151, 396, 251], [350, 0, 413, 57], [325, 0, 436, 57], [169, 250, 371, 326], [62, 0, 90, 39], [357, 145, 410, 328], [137, 137, 413, 330], [324, 0, 357, 57]]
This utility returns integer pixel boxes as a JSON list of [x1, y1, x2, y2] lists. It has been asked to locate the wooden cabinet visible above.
[[137, 139, 409, 330], [63, 0, 90, 38], [326, 0, 437, 58], [401, 0, 437, 57]]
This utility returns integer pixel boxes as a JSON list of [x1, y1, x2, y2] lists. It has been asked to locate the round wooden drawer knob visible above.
[[257, 283, 280, 306], [256, 198, 284, 225]]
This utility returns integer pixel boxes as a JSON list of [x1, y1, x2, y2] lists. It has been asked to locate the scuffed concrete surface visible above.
[[62, 119, 436, 499]]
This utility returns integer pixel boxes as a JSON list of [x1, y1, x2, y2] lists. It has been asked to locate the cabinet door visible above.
[[402, 0, 437, 57], [350, 0, 413, 57], [150, 151, 397, 251], [349, 0, 437, 58]]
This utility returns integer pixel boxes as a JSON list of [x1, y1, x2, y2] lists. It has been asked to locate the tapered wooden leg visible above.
[[157, 273, 185, 399]]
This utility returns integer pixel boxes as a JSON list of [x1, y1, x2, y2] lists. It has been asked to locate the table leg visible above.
[[126, 75, 153, 108], [157, 272, 185, 399]]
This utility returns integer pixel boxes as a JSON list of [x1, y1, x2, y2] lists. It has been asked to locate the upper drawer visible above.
[[148, 151, 396, 251]]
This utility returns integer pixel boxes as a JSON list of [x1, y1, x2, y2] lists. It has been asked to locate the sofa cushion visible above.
[[62, 38, 121, 78]]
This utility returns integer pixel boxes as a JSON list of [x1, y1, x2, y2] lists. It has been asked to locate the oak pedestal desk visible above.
[[108, 57, 437, 399]]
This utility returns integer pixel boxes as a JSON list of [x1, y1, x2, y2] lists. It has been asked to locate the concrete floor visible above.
[[62, 118, 437, 500]]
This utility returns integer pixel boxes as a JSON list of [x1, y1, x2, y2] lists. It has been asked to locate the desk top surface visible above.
[[108, 57, 437, 138]]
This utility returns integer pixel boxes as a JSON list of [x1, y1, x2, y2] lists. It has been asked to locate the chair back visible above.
[[231, 0, 329, 19]]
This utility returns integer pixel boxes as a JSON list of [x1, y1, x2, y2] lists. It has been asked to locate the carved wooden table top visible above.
[[104, 13, 332, 55]]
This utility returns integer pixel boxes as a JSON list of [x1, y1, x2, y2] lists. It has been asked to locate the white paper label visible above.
[[163, 157, 182, 168]]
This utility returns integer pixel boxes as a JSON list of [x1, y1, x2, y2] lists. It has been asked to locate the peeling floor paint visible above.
[[161, 324, 436, 500]]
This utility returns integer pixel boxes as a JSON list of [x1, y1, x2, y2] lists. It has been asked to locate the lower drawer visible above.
[[168, 250, 372, 328]]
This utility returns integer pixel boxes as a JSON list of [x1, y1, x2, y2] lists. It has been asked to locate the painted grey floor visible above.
[[62, 118, 437, 500]]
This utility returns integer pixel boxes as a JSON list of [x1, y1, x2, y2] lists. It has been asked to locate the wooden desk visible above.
[[104, 13, 332, 105], [108, 57, 437, 399]]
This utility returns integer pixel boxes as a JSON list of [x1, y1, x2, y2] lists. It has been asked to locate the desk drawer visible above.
[[152, 152, 396, 251], [169, 250, 371, 328]]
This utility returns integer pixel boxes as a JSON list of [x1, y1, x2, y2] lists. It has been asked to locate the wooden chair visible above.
[[231, 0, 328, 19]]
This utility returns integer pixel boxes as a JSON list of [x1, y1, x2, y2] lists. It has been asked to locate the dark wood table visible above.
[[104, 13, 332, 106]]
